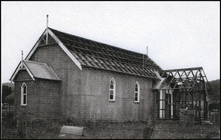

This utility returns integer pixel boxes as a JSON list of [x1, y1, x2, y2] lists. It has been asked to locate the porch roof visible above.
[[24, 60, 61, 81], [10, 60, 61, 81]]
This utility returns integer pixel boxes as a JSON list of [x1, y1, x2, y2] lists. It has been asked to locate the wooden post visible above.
[[199, 90, 201, 120], [171, 90, 173, 118], [191, 91, 193, 109], [159, 90, 162, 118], [185, 91, 186, 108], [25, 111, 28, 138], [203, 80, 207, 120]]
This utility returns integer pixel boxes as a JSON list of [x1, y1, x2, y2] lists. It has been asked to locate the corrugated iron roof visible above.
[[24, 60, 61, 81], [49, 28, 162, 78]]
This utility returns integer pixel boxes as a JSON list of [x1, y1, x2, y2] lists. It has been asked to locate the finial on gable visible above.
[[46, 15, 49, 44], [21, 50, 23, 61], [46, 15, 49, 28]]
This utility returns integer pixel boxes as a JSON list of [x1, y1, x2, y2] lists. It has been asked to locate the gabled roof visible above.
[[10, 60, 61, 81], [25, 27, 163, 79]]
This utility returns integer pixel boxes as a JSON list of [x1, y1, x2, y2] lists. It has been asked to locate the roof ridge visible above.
[[163, 67, 203, 72], [48, 27, 147, 56]]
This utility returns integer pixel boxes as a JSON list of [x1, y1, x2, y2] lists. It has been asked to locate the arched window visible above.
[[109, 78, 116, 101], [134, 82, 140, 102], [21, 83, 27, 106]]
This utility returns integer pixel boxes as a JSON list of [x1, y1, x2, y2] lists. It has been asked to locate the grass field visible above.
[[1, 113, 220, 139], [151, 120, 220, 139]]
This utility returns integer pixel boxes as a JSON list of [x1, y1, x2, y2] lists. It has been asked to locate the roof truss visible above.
[[160, 67, 211, 92]]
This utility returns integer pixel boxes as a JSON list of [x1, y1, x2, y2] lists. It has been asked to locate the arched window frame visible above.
[[109, 78, 116, 101], [134, 81, 140, 102], [21, 82, 27, 106]]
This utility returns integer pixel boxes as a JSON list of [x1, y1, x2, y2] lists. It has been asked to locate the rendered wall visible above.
[[80, 67, 155, 122], [27, 43, 156, 122], [13, 70, 61, 121]]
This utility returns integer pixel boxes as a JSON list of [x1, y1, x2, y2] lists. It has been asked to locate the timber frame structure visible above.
[[155, 67, 211, 121]]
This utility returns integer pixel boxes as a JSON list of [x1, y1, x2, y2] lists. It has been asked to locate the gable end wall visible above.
[[29, 44, 82, 120]]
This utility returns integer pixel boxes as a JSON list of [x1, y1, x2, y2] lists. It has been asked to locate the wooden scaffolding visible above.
[[157, 67, 211, 121]]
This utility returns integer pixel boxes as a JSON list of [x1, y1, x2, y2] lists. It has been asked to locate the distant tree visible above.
[[208, 79, 220, 103], [2, 83, 14, 103]]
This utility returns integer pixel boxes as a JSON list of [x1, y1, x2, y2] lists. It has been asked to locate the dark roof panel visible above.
[[24, 60, 60, 81], [49, 27, 162, 78]]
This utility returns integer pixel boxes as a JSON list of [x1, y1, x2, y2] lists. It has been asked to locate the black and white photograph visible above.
[[1, 1, 220, 139]]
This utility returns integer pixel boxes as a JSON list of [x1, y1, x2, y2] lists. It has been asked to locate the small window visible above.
[[134, 82, 140, 102], [21, 83, 27, 106], [109, 78, 116, 101]]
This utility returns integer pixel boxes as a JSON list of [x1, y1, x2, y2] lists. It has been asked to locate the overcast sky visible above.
[[1, 1, 220, 83]]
